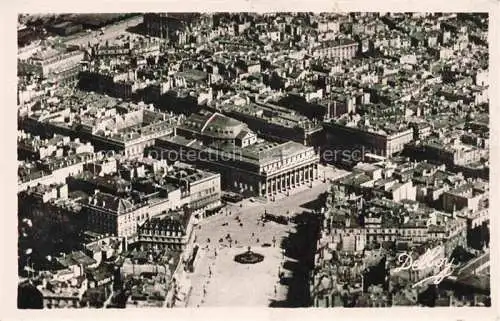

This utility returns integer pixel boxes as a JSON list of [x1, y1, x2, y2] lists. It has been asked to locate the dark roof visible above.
[[139, 209, 191, 233], [56, 251, 97, 268], [87, 192, 135, 214]]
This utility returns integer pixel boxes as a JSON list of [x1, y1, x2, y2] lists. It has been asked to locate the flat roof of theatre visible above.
[[246, 140, 311, 158], [157, 136, 315, 166]]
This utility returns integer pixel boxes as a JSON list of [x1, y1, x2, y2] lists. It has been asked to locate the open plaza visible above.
[[183, 165, 349, 307]]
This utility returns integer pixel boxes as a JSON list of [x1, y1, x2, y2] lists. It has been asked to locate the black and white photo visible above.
[[15, 11, 492, 310]]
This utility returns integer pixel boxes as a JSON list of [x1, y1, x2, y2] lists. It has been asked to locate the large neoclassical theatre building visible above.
[[151, 111, 320, 198]]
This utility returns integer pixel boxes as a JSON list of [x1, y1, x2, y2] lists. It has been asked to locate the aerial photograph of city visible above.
[[16, 12, 490, 308]]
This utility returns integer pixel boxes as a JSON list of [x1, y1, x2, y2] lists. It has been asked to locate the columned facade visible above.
[[262, 163, 319, 198], [153, 134, 319, 200]]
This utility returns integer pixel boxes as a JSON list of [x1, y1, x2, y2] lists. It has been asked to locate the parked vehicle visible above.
[[263, 213, 289, 225]]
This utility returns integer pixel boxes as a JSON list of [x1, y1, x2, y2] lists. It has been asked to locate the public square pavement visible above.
[[186, 246, 292, 307], [184, 165, 350, 307]]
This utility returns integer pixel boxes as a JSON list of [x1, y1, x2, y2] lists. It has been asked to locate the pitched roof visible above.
[[88, 192, 135, 214]]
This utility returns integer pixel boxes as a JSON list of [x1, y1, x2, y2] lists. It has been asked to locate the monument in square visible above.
[[234, 246, 265, 264]]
